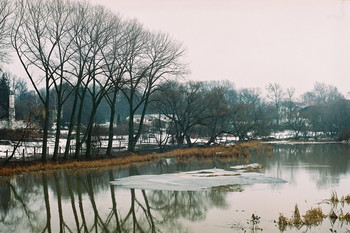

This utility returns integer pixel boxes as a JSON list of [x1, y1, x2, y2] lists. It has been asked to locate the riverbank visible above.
[[0, 141, 269, 177]]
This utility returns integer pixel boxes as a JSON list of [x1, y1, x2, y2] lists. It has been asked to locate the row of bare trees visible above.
[[2, 0, 186, 161], [150, 80, 350, 147], [2, 0, 350, 162], [151, 80, 271, 147]]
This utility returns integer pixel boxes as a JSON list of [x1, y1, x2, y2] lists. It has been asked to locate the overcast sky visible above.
[[5, 0, 350, 96]]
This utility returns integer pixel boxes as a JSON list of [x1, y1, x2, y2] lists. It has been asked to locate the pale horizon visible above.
[[4, 0, 350, 97]]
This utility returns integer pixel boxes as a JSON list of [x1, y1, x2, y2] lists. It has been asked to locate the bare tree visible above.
[[301, 82, 344, 104], [151, 80, 206, 147], [11, 0, 80, 161], [266, 83, 285, 129], [122, 31, 187, 152], [63, 1, 94, 159], [12, 0, 57, 161], [47, 0, 76, 160], [100, 17, 129, 156], [63, 3, 118, 159], [0, 0, 12, 64], [78, 7, 121, 158], [200, 81, 237, 145], [231, 88, 271, 141]]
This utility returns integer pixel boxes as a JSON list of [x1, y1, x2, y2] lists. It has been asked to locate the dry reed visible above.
[[0, 141, 266, 177]]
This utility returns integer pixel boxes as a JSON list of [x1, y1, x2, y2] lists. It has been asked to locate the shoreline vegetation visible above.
[[277, 191, 350, 232], [0, 141, 269, 177]]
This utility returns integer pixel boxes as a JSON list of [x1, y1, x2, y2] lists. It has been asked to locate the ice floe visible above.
[[110, 168, 286, 191]]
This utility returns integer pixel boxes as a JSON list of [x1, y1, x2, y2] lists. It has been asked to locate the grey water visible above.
[[1, 143, 350, 232]]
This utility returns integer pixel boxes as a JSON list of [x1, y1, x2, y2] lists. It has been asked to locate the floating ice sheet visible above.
[[110, 168, 287, 191]]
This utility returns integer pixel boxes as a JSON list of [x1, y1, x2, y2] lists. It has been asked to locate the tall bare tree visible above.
[[101, 19, 129, 156], [151, 80, 206, 147], [11, 0, 75, 161], [200, 81, 237, 145], [78, 7, 121, 158], [231, 88, 271, 141], [301, 82, 344, 104], [63, 3, 118, 158], [0, 0, 12, 64], [63, 1, 94, 159], [47, 0, 77, 160], [266, 83, 285, 129], [122, 31, 186, 152]]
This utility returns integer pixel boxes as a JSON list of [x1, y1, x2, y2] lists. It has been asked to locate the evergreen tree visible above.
[[0, 73, 10, 119]]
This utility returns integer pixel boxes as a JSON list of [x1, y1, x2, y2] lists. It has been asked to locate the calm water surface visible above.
[[1, 143, 350, 233]]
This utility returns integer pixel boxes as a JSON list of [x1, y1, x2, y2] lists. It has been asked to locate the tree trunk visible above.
[[128, 111, 136, 152], [53, 95, 62, 160], [206, 135, 217, 146], [63, 86, 79, 159], [106, 91, 117, 156], [185, 134, 192, 147], [42, 85, 50, 162], [84, 89, 108, 159], [74, 87, 88, 159]]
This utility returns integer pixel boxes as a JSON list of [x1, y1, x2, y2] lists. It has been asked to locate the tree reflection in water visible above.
[[2, 144, 350, 232], [0, 167, 228, 233]]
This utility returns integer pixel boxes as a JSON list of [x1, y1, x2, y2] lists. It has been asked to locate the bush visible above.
[[0, 128, 41, 141], [337, 128, 350, 141]]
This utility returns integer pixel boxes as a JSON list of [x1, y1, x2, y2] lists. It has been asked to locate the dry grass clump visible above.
[[277, 193, 350, 231], [343, 194, 350, 204], [328, 190, 350, 205], [339, 212, 350, 222], [330, 190, 339, 203], [1, 141, 266, 177], [277, 205, 326, 229], [292, 205, 303, 225], [303, 207, 326, 226], [278, 214, 288, 226]]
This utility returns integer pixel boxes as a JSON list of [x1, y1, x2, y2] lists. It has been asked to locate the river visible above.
[[0, 143, 350, 232]]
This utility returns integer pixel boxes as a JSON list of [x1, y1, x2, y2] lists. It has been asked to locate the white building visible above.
[[127, 114, 171, 126], [0, 92, 16, 129]]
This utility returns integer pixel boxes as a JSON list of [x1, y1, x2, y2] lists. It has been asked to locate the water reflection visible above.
[[0, 164, 229, 233], [253, 143, 350, 188], [1, 143, 350, 233]]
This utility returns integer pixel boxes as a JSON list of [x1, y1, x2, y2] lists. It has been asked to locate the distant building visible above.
[[126, 114, 171, 126]]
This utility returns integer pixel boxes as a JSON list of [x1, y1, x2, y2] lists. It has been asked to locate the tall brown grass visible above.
[[0, 141, 267, 177]]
